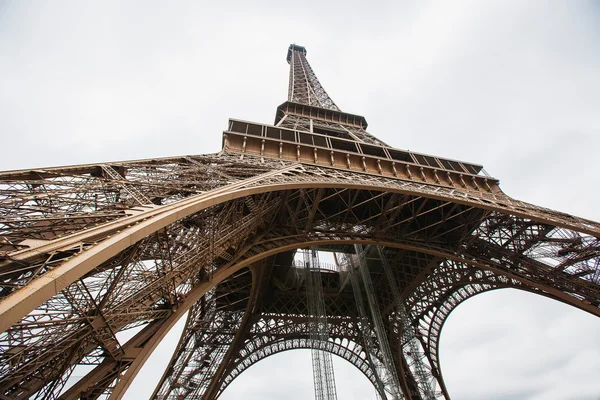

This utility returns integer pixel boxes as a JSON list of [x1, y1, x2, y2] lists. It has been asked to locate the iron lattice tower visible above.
[[1, 44, 599, 400]]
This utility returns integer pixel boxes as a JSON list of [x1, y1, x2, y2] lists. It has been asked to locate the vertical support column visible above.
[[304, 248, 338, 400], [353, 245, 405, 400], [344, 252, 393, 400], [376, 247, 437, 400]]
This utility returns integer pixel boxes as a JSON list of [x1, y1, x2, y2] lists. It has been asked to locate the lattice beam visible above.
[[1, 44, 599, 400]]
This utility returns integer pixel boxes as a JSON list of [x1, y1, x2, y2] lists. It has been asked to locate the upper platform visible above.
[[275, 101, 368, 130]]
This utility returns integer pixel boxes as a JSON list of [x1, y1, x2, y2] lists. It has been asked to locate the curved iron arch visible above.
[[56, 231, 600, 400], [3, 169, 599, 399], [3, 163, 598, 332], [216, 338, 380, 398]]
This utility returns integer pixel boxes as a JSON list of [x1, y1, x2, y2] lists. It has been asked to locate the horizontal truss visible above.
[[1, 44, 599, 400]]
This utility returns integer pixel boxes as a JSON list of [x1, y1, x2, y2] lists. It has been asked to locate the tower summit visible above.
[[286, 44, 339, 110], [0, 45, 598, 400], [226, 44, 493, 192]]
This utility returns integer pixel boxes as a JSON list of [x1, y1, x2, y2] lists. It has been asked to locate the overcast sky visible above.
[[1, 1, 600, 399]]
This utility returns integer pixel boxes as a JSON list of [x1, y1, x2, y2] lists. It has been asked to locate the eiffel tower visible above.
[[1, 44, 599, 400]]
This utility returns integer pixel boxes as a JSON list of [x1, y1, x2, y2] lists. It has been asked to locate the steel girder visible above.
[[0, 156, 599, 399], [1, 44, 600, 400]]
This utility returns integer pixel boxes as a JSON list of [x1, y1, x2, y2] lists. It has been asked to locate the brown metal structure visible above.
[[0, 43, 599, 399]]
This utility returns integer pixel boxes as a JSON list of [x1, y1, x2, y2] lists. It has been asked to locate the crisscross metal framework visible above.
[[0, 44, 599, 400]]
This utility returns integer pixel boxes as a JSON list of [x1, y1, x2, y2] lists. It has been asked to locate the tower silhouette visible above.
[[0, 44, 599, 400]]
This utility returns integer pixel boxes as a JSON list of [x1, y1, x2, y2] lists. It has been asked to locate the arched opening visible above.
[[440, 289, 600, 399], [3, 179, 597, 400], [218, 349, 377, 399]]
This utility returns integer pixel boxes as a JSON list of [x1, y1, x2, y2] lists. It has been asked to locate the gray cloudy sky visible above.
[[2, 1, 600, 399]]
